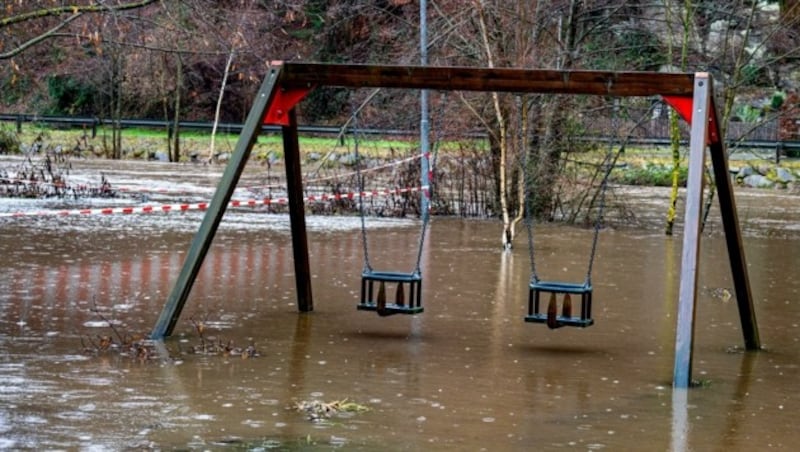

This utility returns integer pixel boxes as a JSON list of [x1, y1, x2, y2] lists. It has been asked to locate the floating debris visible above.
[[708, 287, 733, 302], [81, 305, 259, 362], [81, 333, 159, 362], [185, 338, 259, 359], [186, 315, 260, 358], [294, 399, 369, 422], [80, 298, 160, 361]]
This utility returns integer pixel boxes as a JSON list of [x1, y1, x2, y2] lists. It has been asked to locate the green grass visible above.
[[6, 124, 425, 160], [611, 164, 688, 187], [5, 124, 795, 178]]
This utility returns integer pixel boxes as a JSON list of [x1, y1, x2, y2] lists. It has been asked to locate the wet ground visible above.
[[1, 156, 799, 450]]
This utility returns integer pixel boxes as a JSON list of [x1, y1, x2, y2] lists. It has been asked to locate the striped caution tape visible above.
[[0, 186, 427, 218], [1, 154, 425, 197], [0, 202, 209, 218]]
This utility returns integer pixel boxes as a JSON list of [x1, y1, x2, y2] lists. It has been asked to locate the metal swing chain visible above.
[[584, 162, 610, 287], [352, 111, 372, 273], [518, 95, 539, 283], [356, 92, 446, 276], [524, 183, 539, 283], [412, 209, 429, 275], [412, 92, 447, 275], [584, 99, 619, 287], [583, 100, 658, 286], [412, 149, 431, 275], [410, 153, 433, 275]]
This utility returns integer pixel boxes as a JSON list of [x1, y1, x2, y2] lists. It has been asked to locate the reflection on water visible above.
[[1, 168, 800, 449]]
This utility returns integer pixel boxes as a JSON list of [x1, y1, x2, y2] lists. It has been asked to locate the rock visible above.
[[735, 165, 755, 182], [739, 165, 756, 177], [148, 151, 169, 161], [742, 174, 775, 188], [756, 164, 772, 175], [775, 167, 795, 183], [339, 152, 358, 166]]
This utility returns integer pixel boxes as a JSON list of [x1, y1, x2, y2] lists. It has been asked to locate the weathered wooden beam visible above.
[[150, 64, 283, 339], [283, 108, 314, 312], [708, 121, 760, 351], [673, 73, 712, 388], [277, 62, 696, 97]]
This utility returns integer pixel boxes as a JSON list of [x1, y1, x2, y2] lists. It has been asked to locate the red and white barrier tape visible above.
[[1, 154, 426, 197], [0, 185, 428, 218]]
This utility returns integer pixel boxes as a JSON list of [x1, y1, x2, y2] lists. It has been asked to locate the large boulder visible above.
[[774, 167, 796, 184], [742, 174, 775, 188], [735, 165, 755, 184]]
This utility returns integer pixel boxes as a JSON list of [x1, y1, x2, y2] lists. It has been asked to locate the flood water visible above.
[[1, 157, 800, 450]]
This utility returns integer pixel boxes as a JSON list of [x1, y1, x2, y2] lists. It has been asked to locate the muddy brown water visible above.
[[1, 157, 799, 450]]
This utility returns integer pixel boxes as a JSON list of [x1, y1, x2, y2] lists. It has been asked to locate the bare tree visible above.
[[432, 0, 632, 247], [0, 0, 157, 60], [653, 0, 800, 233]]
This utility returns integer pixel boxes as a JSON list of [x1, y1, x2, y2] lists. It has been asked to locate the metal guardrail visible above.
[[0, 114, 416, 140], [3, 113, 800, 156]]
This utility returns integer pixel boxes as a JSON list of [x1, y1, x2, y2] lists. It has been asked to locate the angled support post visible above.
[[283, 108, 313, 312], [707, 125, 760, 352], [673, 74, 711, 388], [670, 73, 760, 388], [150, 65, 284, 339]]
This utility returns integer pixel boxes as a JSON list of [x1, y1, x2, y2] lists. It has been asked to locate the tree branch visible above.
[[1, 0, 157, 27], [0, 13, 83, 60]]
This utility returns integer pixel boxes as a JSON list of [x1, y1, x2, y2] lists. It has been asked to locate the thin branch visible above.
[[51, 33, 231, 56], [0, 0, 157, 27], [208, 48, 236, 161], [0, 13, 83, 60]]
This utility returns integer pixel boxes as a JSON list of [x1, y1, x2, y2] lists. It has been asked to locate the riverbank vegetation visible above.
[[3, 125, 798, 224]]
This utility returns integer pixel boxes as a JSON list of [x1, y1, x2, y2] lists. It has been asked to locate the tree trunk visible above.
[[107, 45, 124, 159], [665, 0, 691, 235], [474, 0, 513, 249], [171, 54, 183, 163], [530, 0, 580, 221], [208, 48, 235, 162]]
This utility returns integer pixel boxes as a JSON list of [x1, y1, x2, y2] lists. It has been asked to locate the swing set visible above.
[[149, 62, 760, 388]]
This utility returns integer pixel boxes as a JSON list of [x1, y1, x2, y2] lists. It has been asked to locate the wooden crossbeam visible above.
[[276, 62, 696, 97]]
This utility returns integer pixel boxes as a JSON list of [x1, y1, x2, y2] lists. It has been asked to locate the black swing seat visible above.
[[357, 270, 424, 316], [525, 280, 593, 328]]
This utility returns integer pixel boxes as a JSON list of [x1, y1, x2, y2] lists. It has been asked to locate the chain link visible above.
[[518, 95, 539, 283], [413, 152, 432, 275], [414, 94, 449, 274], [357, 92, 446, 276], [584, 99, 619, 287], [352, 115, 372, 273]]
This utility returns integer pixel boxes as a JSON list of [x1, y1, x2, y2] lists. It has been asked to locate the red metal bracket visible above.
[[264, 87, 312, 126], [662, 95, 721, 145]]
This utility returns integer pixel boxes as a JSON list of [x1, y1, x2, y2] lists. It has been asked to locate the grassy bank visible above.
[[2, 124, 798, 189], [1, 124, 421, 162]]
